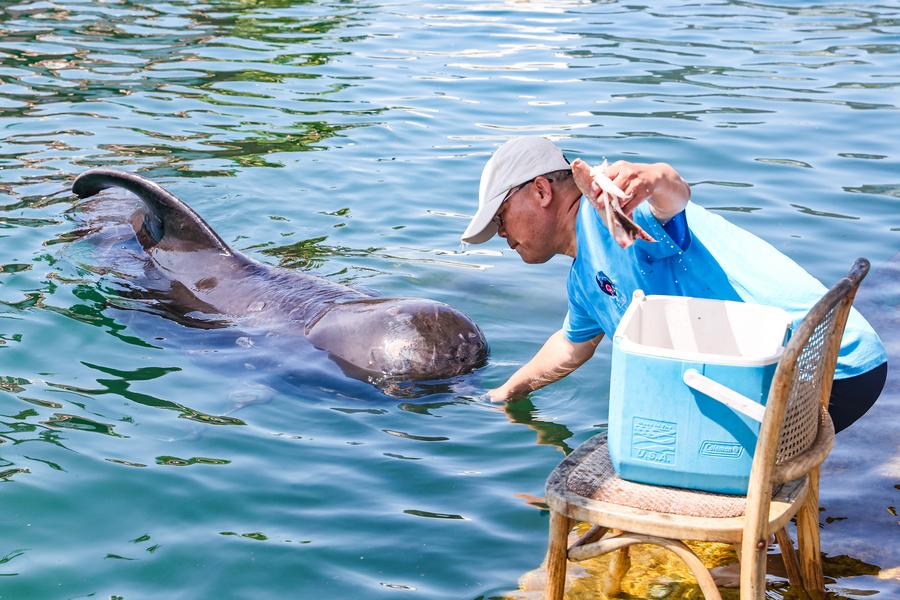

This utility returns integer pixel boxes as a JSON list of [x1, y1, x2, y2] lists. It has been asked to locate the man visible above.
[[462, 136, 886, 432]]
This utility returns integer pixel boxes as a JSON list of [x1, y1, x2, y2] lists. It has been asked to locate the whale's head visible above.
[[305, 297, 488, 384]]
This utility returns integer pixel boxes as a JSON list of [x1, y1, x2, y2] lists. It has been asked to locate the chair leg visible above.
[[546, 510, 572, 600], [739, 534, 768, 600], [775, 527, 807, 595], [796, 468, 825, 598], [600, 546, 631, 598]]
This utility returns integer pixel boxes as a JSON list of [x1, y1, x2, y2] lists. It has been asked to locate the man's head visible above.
[[461, 136, 581, 263]]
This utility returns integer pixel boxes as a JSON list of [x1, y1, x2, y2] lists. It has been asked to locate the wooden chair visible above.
[[543, 258, 871, 600]]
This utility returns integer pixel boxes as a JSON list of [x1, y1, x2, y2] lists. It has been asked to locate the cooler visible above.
[[608, 290, 793, 494]]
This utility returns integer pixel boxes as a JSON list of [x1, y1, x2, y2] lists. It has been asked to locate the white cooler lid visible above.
[[613, 292, 793, 366]]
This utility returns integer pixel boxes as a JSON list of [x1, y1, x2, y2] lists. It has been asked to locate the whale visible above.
[[71, 168, 489, 386]]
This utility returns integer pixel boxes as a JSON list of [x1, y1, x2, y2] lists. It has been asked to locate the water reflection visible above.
[[155, 455, 231, 466], [0, 0, 377, 180], [504, 397, 574, 454], [255, 234, 379, 270], [41, 412, 125, 437], [2, 282, 166, 348], [47, 376, 246, 426]]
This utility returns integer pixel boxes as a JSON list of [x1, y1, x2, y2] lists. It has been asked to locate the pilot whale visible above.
[[71, 168, 488, 384]]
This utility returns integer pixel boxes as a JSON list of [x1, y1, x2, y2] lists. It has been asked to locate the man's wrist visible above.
[[648, 202, 679, 225], [648, 164, 689, 223]]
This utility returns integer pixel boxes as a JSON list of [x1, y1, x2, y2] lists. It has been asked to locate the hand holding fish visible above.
[[571, 158, 692, 248], [571, 158, 656, 248], [603, 161, 660, 213]]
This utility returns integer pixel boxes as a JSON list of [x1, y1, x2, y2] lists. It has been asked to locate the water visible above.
[[0, 1, 898, 597]]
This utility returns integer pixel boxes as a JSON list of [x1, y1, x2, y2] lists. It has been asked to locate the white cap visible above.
[[461, 136, 570, 244]]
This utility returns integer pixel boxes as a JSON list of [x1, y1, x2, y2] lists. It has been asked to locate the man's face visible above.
[[494, 178, 557, 264]]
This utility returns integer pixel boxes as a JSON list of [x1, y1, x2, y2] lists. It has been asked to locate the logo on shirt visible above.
[[595, 271, 617, 296]]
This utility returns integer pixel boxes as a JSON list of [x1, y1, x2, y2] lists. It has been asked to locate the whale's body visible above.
[[72, 169, 488, 384]]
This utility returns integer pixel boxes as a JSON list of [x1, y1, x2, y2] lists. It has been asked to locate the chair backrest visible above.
[[748, 258, 869, 494]]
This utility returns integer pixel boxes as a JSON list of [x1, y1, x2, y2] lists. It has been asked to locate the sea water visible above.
[[0, 1, 897, 597]]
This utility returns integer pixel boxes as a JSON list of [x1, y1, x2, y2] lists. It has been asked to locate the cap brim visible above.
[[461, 190, 505, 244]]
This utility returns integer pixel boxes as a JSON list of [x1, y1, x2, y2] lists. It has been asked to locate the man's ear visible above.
[[534, 176, 553, 208]]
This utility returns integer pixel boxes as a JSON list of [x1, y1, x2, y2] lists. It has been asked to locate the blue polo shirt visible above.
[[563, 199, 887, 379]]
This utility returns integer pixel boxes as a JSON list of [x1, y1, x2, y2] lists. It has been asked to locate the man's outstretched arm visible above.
[[488, 330, 604, 402]]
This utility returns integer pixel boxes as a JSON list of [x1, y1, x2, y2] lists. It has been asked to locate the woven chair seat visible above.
[[563, 433, 748, 518], [547, 431, 808, 544]]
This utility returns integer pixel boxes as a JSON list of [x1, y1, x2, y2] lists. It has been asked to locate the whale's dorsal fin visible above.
[[72, 168, 232, 254]]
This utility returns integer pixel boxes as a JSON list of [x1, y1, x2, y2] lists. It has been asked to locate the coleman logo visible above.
[[699, 440, 743, 459]]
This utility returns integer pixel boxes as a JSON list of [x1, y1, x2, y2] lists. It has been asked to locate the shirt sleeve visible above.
[[662, 209, 690, 251], [632, 202, 689, 260], [562, 278, 604, 343]]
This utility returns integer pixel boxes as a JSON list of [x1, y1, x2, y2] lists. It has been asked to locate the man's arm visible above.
[[488, 330, 604, 402]]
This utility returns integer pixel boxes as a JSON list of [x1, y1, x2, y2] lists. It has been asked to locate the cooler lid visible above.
[[613, 292, 792, 366]]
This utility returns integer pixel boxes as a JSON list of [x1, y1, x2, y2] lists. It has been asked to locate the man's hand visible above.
[[604, 161, 659, 215], [573, 160, 690, 226], [604, 161, 690, 223], [487, 386, 513, 403]]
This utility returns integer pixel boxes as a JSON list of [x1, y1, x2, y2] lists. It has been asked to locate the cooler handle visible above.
[[682, 368, 766, 423]]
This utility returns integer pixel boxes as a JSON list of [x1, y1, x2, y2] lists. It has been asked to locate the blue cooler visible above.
[[608, 291, 793, 494]]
